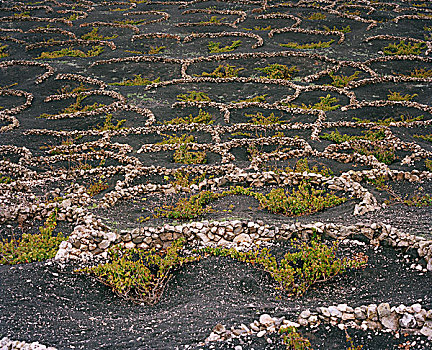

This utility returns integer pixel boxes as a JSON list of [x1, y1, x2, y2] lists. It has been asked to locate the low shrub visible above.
[[76, 238, 199, 305], [208, 40, 241, 53], [177, 91, 211, 102], [354, 143, 396, 164], [198, 64, 243, 78], [383, 41, 426, 55], [284, 94, 340, 111], [0, 210, 65, 265], [280, 326, 312, 350], [110, 75, 160, 86], [233, 94, 267, 103], [197, 238, 367, 296], [387, 91, 417, 101], [96, 114, 126, 131], [323, 25, 351, 33], [164, 109, 213, 125], [320, 129, 386, 143], [353, 114, 423, 125], [255, 64, 298, 80], [328, 71, 360, 87], [81, 27, 118, 41], [280, 40, 334, 49], [87, 178, 109, 196], [0, 45, 9, 58], [246, 111, 283, 125], [37, 46, 104, 59]]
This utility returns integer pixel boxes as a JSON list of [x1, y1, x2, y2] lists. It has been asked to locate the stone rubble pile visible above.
[[205, 303, 432, 344], [0, 338, 56, 350]]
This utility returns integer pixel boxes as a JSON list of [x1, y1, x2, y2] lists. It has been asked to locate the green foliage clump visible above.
[[40, 94, 105, 118], [164, 109, 213, 125], [387, 90, 418, 101], [425, 159, 432, 171], [409, 68, 432, 78], [243, 25, 271, 31], [280, 40, 334, 49], [0, 210, 65, 265], [255, 64, 298, 80], [353, 114, 423, 125], [208, 40, 241, 53], [413, 134, 432, 142], [233, 94, 267, 103], [159, 180, 346, 220], [148, 45, 165, 54], [76, 239, 199, 305], [167, 170, 206, 189], [281, 158, 334, 177], [320, 129, 386, 143], [96, 114, 126, 131], [81, 27, 118, 41], [87, 178, 109, 196], [199, 16, 226, 24], [403, 194, 432, 207], [37, 46, 104, 59], [383, 40, 426, 56], [0, 45, 9, 58], [323, 25, 351, 33], [177, 91, 211, 102], [306, 12, 326, 20], [252, 181, 346, 216], [246, 111, 283, 125], [198, 64, 244, 78], [284, 94, 340, 111], [158, 134, 207, 164], [110, 75, 160, 86], [354, 144, 396, 164], [280, 327, 312, 350], [158, 190, 219, 220], [328, 71, 360, 87], [198, 238, 367, 296], [0, 175, 12, 183]]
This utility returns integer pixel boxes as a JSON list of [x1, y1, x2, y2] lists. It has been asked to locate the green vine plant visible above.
[[320, 129, 386, 143], [280, 40, 334, 49], [283, 94, 340, 111], [255, 64, 298, 80], [354, 143, 396, 165], [110, 75, 160, 86], [166, 170, 207, 190], [195, 238, 367, 297], [199, 16, 226, 25], [408, 68, 432, 78], [306, 12, 326, 20], [208, 40, 242, 53], [243, 25, 272, 31], [95, 114, 127, 131], [268, 158, 334, 177], [246, 111, 284, 125], [414, 134, 432, 142], [157, 134, 207, 164], [197, 64, 244, 78], [87, 177, 109, 196], [280, 326, 312, 350], [0, 210, 65, 265], [81, 27, 118, 41], [156, 180, 346, 221], [177, 91, 211, 102], [0, 44, 9, 58], [232, 94, 267, 103], [0, 175, 13, 184], [382, 40, 426, 56], [36, 46, 104, 59], [39, 94, 105, 118], [323, 25, 351, 33], [387, 90, 418, 101], [75, 238, 200, 305], [353, 114, 423, 125], [328, 71, 360, 87], [366, 176, 432, 207], [164, 109, 213, 125]]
